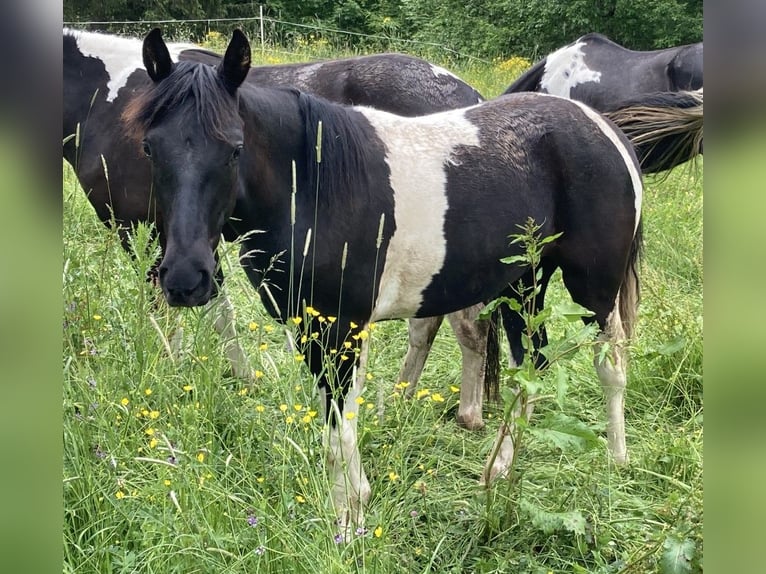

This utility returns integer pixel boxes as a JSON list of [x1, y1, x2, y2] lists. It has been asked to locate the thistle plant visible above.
[[479, 217, 601, 534]]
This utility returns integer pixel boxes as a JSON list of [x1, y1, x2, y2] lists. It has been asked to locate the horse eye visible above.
[[231, 144, 243, 162], [142, 141, 152, 158]]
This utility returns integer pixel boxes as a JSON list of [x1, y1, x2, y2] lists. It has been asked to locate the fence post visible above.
[[259, 5, 265, 54]]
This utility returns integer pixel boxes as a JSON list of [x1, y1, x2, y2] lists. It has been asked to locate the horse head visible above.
[[125, 28, 251, 307]]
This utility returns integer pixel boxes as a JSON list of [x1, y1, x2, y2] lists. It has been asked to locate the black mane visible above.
[[123, 60, 240, 142], [296, 91, 387, 205]]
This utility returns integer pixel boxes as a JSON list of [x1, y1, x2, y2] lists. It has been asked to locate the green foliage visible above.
[[64, 0, 702, 59]]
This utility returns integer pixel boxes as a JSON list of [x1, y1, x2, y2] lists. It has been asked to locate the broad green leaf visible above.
[[529, 413, 599, 452], [520, 499, 587, 535], [553, 364, 569, 408], [552, 301, 595, 322], [660, 536, 695, 574], [657, 336, 687, 356]]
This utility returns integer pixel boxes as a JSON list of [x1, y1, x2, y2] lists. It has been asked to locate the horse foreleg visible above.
[[594, 307, 629, 465], [326, 336, 371, 540], [209, 291, 253, 381], [447, 304, 488, 430]]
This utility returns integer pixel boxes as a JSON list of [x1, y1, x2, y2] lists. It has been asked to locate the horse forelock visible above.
[[122, 61, 240, 142]]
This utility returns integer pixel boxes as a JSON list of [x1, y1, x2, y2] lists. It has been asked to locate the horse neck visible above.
[[237, 87, 311, 224]]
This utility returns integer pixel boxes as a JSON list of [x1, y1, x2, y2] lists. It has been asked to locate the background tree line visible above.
[[63, 0, 702, 60]]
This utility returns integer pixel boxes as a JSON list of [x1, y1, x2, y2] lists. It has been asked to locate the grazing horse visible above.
[[504, 32, 703, 110], [124, 29, 643, 534]]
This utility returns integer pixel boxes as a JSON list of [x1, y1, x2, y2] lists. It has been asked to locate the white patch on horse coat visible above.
[[540, 40, 602, 97], [65, 29, 197, 102], [357, 107, 481, 321], [564, 97, 643, 231]]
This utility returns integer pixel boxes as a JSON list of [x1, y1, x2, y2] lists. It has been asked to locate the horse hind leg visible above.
[[560, 261, 632, 465], [446, 303, 488, 430], [593, 302, 629, 464]]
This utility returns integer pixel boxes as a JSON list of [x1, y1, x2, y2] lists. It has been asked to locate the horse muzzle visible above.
[[158, 252, 216, 307]]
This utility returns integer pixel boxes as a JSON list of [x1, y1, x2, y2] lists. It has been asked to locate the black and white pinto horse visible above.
[[64, 28, 491, 399], [64, 28, 254, 380], [125, 29, 643, 534], [504, 32, 702, 109]]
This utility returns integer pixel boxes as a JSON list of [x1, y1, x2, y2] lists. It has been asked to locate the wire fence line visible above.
[[63, 14, 491, 64]]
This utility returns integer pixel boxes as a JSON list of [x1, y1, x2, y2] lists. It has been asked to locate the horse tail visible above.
[[483, 308, 501, 403], [502, 57, 547, 95], [604, 89, 703, 174], [619, 220, 643, 340]]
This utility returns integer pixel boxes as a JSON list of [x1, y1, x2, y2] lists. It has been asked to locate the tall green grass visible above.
[[63, 51, 702, 573]]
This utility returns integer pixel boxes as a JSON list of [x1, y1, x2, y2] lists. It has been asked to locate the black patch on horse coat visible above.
[[246, 53, 484, 114], [419, 93, 640, 321]]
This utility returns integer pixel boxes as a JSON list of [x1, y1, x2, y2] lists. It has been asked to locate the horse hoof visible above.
[[456, 412, 485, 431]]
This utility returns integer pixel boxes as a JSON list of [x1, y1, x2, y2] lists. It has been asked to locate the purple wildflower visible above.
[[410, 510, 419, 518], [333, 533, 344, 544], [255, 545, 266, 555], [355, 527, 368, 536], [247, 514, 259, 527]]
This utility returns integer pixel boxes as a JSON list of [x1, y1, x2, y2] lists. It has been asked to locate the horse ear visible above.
[[143, 28, 173, 82], [219, 29, 251, 94]]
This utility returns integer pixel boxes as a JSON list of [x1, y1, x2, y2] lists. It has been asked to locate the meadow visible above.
[[62, 43, 703, 573]]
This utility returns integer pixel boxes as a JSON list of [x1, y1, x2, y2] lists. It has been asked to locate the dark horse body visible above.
[[505, 32, 703, 110], [125, 29, 643, 533]]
